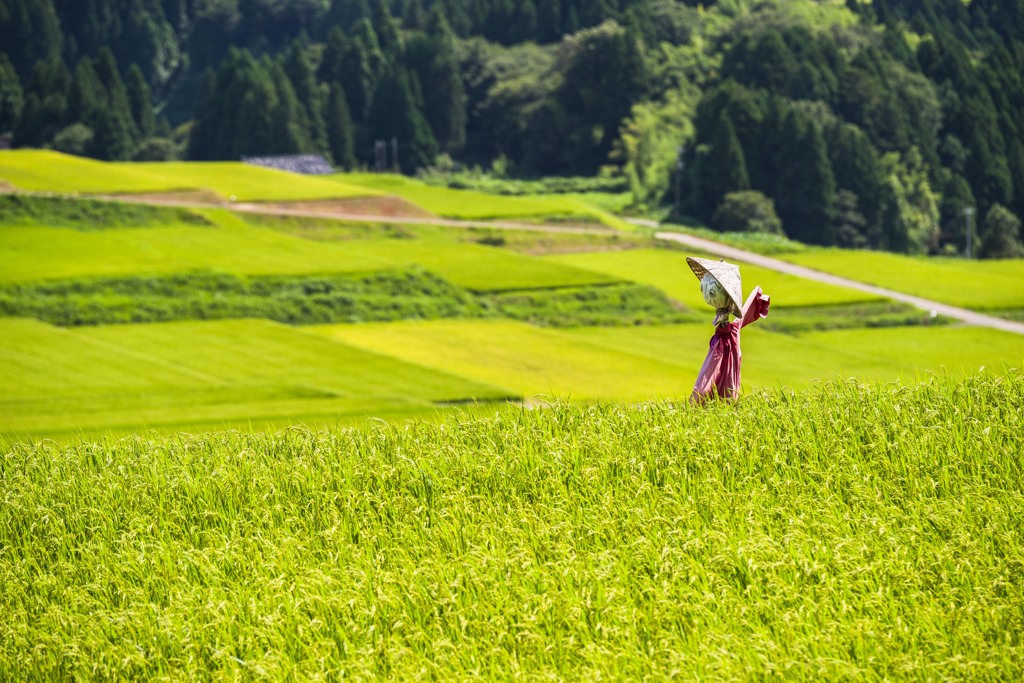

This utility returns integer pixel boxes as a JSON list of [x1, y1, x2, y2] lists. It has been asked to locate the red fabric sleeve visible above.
[[738, 286, 770, 329]]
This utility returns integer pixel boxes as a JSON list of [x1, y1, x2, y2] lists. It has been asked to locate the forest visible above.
[[2, 0, 1023, 256]]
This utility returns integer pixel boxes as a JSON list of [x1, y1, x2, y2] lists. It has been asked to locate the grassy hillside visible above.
[[3, 373, 1021, 680]]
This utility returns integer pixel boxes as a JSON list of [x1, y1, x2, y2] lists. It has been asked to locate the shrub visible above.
[[711, 191, 783, 234]]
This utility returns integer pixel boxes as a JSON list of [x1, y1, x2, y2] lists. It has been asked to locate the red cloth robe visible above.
[[692, 286, 770, 402]]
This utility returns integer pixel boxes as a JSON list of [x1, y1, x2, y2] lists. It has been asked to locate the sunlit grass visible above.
[[2, 372, 1022, 679]]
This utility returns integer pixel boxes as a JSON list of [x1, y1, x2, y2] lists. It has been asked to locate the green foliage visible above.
[[979, 203, 1024, 259], [0, 52, 22, 133], [0, 269, 485, 327], [879, 148, 941, 254], [711, 190, 782, 235], [487, 283, 696, 327], [0, 193, 210, 229], [367, 66, 438, 171]]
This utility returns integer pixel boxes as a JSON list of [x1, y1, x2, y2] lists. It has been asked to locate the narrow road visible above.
[[654, 230, 1024, 336]]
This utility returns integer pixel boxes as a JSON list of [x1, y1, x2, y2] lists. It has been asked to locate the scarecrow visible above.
[[686, 257, 771, 403]]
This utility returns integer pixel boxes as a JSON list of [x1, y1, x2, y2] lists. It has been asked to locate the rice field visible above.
[[2, 372, 1022, 679], [0, 209, 615, 290], [545, 248, 880, 308], [0, 150, 377, 202], [0, 317, 512, 443], [779, 248, 1024, 311]]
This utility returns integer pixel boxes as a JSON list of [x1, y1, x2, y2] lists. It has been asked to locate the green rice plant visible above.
[[779, 248, 1024, 311], [2, 373, 1022, 679], [545, 248, 880, 308]]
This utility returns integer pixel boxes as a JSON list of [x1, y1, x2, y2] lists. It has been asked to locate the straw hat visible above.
[[686, 257, 742, 318]]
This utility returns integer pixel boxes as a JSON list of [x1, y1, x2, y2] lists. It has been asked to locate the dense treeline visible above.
[[2, 0, 1023, 255]]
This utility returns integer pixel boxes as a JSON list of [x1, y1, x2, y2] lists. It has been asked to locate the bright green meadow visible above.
[[2, 373, 1022, 679]]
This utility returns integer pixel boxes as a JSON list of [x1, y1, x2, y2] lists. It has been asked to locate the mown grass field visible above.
[[779, 248, 1024, 311], [0, 317, 512, 443], [2, 373, 1022, 679]]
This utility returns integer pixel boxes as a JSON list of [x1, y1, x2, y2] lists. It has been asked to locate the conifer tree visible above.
[[0, 53, 23, 133], [776, 111, 836, 245], [419, 7, 467, 154], [283, 40, 327, 151], [125, 63, 156, 139], [701, 111, 750, 219], [327, 83, 356, 169], [368, 66, 437, 172]]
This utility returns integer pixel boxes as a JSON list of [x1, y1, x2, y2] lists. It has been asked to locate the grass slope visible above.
[[2, 373, 1022, 679], [0, 318, 512, 442], [780, 248, 1024, 310], [545, 248, 879, 308]]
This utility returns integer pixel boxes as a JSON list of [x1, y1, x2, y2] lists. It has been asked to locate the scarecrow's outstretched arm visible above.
[[739, 286, 770, 329]]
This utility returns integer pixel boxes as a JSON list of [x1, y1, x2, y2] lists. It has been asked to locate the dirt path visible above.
[[654, 230, 1024, 336]]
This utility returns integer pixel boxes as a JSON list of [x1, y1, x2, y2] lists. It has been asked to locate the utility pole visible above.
[[964, 207, 975, 259]]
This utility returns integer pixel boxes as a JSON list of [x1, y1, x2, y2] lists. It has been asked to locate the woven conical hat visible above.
[[686, 257, 742, 318]]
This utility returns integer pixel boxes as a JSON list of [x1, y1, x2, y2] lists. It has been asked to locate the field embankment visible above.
[[2, 373, 1022, 680]]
